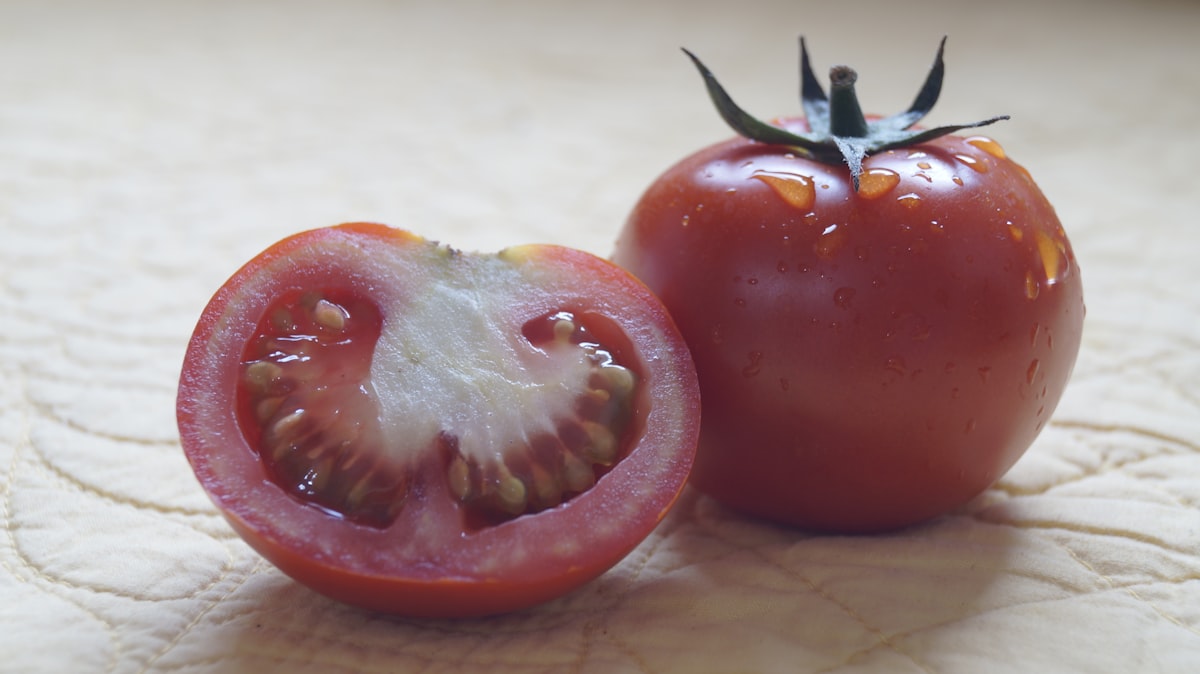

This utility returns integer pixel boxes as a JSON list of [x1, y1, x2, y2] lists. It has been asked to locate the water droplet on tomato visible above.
[[885, 356, 907, 376], [954, 154, 988, 173], [1029, 323, 1041, 347], [951, 176, 964, 186], [966, 136, 1007, 159], [916, 161, 933, 170], [1026, 359, 1041, 384], [1024, 271, 1040, 300], [742, 351, 763, 377], [833, 287, 856, 309], [680, 214, 690, 228], [777, 261, 789, 273], [896, 192, 922, 210], [1007, 222, 1023, 242], [815, 223, 847, 259], [1034, 230, 1070, 286], [747, 277, 759, 285], [752, 171, 815, 211], [857, 168, 900, 199]]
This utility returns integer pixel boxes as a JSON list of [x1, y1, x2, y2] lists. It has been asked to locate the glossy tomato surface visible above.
[[613, 124, 1084, 532], [178, 223, 699, 616]]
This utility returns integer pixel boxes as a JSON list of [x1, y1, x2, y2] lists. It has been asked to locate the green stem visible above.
[[828, 66, 870, 138]]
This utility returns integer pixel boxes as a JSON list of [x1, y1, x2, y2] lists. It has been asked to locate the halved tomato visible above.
[[177, 223, 700, 617]]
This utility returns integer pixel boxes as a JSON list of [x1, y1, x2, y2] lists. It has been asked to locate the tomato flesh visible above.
[[178, 223, 699, 616], [614, 128, 1084, 532]]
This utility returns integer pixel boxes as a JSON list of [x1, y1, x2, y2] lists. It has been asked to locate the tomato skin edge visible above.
[[219, 504, 634, 618]]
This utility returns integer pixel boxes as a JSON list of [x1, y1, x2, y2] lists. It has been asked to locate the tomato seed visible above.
[[244, 361, 282, 392], [447, 455, 472, 500], [553, 316, 576, 342], [562, 453, 595, 493], [270, 409, 306, 442], [255, 396, 284, 422], [313, 299, 349, 331], [495, 468, 528, 515]]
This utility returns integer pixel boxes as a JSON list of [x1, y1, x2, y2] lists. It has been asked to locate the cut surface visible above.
[[238, 279, 638, 529], [180, 223, 701, 616]]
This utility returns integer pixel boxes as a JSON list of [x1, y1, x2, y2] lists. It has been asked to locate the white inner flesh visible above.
[[367, 270, 593, 468]]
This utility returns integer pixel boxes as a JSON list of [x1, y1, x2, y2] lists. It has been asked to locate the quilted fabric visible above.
[[2, 0, 1198, 671]]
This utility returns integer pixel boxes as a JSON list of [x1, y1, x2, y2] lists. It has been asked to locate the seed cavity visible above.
[[240, 290, 401, 528], [442, 311, 638, 523]]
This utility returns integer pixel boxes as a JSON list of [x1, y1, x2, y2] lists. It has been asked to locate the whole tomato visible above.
[[612, 39, 1084, 533], [178, 223, 699, 616]]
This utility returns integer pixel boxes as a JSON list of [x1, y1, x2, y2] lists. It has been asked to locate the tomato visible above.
[[177, 222, 699, 617], [612, 39, 1084, 533]]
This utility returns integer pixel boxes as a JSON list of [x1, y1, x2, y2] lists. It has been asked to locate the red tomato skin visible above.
[[178, 223, 700, 616], [614, 125, 1084, 533]]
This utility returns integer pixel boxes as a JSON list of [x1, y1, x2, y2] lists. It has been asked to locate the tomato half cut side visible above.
[[177, 223, 700, 617]]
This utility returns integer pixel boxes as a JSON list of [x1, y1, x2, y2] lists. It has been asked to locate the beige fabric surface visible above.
[[2, 0, 1198, 671]]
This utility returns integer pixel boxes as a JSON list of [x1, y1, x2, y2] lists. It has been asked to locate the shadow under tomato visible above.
[[210, 488, 1028, 672], [622, 487, 1030, 667]]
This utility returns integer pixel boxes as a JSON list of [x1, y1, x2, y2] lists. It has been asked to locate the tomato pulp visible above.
[[178, 223, 700, 616]]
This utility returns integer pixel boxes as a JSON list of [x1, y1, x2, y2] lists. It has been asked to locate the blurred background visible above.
[[3, 0, 1195, 256], [2, 1, 1198, 672]]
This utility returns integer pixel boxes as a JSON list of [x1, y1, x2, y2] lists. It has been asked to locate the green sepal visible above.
[[684, 37, 1009, 190]]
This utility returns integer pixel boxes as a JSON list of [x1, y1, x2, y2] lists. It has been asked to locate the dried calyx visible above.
[[683, 37, 1009, 190]]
